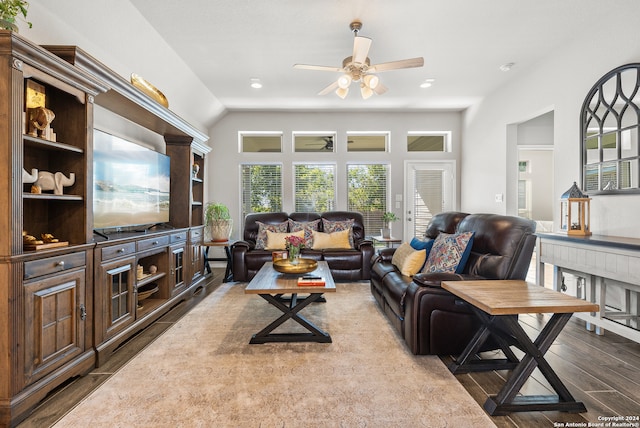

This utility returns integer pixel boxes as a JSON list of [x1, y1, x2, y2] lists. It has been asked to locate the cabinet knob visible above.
[[118, 248, 126, 253], [152, 241, 158, 245], [56, 261, 65, 268]]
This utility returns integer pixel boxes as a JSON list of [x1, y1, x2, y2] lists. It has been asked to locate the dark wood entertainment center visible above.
[[0, 31, 211, 426]]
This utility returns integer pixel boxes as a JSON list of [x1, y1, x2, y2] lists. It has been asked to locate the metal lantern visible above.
[[560, 182, 591, 236]]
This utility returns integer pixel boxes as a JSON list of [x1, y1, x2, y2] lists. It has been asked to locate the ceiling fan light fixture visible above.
[[363, 74, 379, 89], [337, 74, 352, 89], [336, 86, 349, 99], [360, 84, 373, 99]]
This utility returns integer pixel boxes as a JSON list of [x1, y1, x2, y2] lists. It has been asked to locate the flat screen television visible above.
[[93, 129, 170, 230]]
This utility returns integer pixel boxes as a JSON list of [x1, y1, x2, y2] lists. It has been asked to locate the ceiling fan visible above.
[[294, 20, 424, 99], [303, 137, 334, 151]]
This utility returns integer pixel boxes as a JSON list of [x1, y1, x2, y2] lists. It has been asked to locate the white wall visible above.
[[22, 0, 223, 134], [208, 111, 462, 240], [462, 9, 640, 237]]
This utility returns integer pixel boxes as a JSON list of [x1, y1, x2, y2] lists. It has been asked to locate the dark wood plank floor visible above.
[[17, 268, 640, 427]]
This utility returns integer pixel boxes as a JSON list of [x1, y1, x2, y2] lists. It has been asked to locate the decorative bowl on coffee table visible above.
[[273, 258, 318, 274]]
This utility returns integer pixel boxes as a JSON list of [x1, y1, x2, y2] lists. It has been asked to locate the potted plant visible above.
[[205, 202, 233, 242], [381, 211, 399, 239], [0, 0, 32, 32]]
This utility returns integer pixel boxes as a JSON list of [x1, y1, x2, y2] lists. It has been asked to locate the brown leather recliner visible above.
[[370, 212, 536, 355], [232, 211, 374, 282]]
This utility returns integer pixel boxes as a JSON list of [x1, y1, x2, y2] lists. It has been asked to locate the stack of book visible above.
[[297, 276, 326, 286]]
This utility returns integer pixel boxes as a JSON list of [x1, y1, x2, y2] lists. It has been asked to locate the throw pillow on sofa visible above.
[[264, 230, 305, 250], [322, 218, 355, 247], [255, 221, 289, 249], [410, 237, 434, 252], [422, 231, 474, 274], [391, 242, 427, 276], [311, 229, 352, 249], [288, 219, 320, 248]]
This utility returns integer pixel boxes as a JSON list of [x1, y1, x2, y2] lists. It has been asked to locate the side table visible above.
[[442, 280, 599, 415], [202, 240, 234, 282], [371, 236, 402, 248]]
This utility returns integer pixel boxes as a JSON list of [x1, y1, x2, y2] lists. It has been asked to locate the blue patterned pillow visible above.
[[322, 218, 355, 248], [288, 219, 320, 248], [421, 232, 474, 274], [255, 221, 288, 249]]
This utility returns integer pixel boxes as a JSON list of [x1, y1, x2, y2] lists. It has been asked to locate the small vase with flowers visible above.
[[285, 235, 305, 265]]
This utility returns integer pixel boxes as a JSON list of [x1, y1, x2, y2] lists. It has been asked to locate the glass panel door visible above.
[[404, 161, 455, 238]]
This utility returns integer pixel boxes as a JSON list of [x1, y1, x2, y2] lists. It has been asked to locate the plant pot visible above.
[[208, 219, 233, 242], [0, 19, 18, 32], [380, 228, 391, 239]]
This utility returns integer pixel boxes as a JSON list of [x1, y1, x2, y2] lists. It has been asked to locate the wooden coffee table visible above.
[[442, 280, 599, 416], [244, 261, 336, 344]]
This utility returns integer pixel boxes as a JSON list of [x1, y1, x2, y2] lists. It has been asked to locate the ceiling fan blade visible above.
[[293, 64, 344, 72], [352, 36, 372, 64], [373, 82, 388, 95], [318, 81, 339, 95], [368, 57, 424, 73]]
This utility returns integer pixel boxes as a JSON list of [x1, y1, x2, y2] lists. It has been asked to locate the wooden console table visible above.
[[536, 233, 640, 343], [443, 280, 599, 415]]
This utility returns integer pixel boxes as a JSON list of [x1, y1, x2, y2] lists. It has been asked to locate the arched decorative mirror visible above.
[[581, 63, 640, 194]]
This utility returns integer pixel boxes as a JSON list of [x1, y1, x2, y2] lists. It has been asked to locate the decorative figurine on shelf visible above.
[[22, 231, 43, 246], [149, 265, 158, 275], [22, 168, 38, 184], [192, 163, 200, 178], [27, 106, 55, 139], [41, 233, 59, 243], [31, 171, 75, 195]]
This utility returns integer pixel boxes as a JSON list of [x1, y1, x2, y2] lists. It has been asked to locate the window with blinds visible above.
[[294, 164, 336, 212], [240, 164, 282, 218], [412, 169, 444, 237], [347, 164, 389, 234]]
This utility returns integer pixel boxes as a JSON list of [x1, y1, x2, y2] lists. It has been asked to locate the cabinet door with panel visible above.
[[169, 243, 186, 295], [98, 255, 136, 339], [189, 227, 205, 283], [23, 267, 88, 386]]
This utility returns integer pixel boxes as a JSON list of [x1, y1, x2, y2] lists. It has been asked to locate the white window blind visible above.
[[294, 164, 336, 212], [413, 169, 443, 237], [347, 164, 389, 234], [241, 164, 282, 218]]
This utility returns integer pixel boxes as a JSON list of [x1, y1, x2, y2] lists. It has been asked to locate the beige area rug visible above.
[[54, 282, 495, 428]]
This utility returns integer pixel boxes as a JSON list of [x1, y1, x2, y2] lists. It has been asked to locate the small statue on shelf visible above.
[[27, 106, 55, 139], [41, 233, 59, 243], [31, 171, 75, 195], [23, 231, 43, 246]]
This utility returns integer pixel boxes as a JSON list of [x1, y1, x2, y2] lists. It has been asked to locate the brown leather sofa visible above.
[[370, 212, 536, 355], [232, 211, 374, 282]]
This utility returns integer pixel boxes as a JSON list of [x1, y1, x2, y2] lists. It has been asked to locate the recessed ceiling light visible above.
[[250, 78, 263, 89], [420, 78, 435, 89], [499, 62, 515, 72]]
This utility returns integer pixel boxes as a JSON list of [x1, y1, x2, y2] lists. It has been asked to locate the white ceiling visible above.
[[128, 0, 624, 112]]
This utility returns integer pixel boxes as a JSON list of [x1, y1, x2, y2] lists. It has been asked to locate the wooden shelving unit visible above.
[[0, 31, 211, 427]]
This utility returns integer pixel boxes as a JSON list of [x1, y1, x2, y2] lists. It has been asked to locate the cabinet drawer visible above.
[[24, 252, 86, 280], [170, 231, 187, 243], [137, 235, 169, 252], [190, 228, 203, 241], [101, 242, 136, 261]]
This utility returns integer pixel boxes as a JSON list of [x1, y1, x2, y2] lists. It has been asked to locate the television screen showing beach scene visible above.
[[93, 129, 170, 230]]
